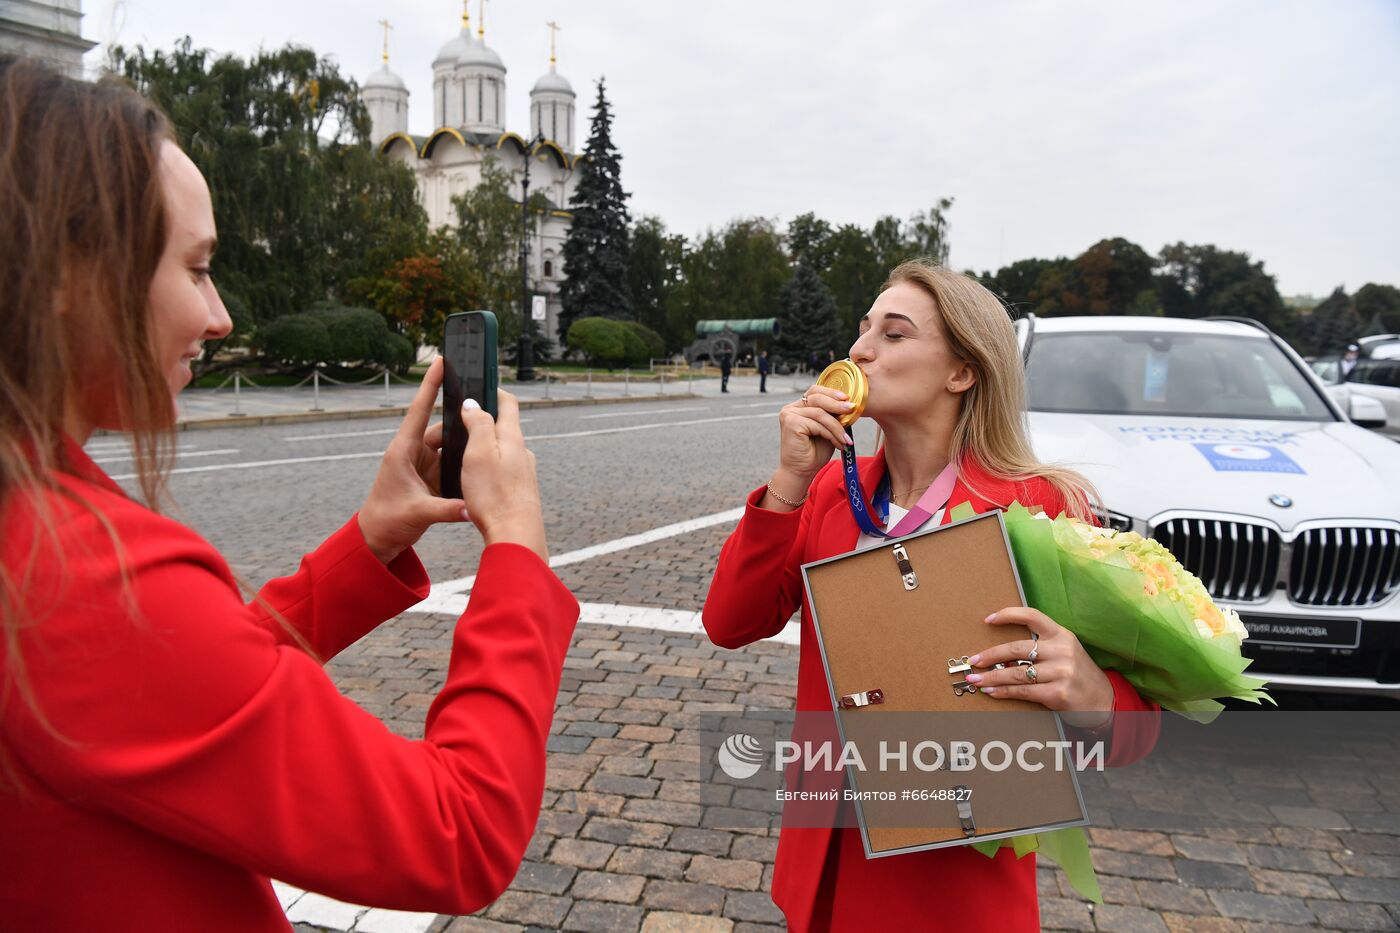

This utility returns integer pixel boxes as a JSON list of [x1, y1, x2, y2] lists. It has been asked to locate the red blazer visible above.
[[703, 450, 1161, 933], [0, 442, 579, 931]]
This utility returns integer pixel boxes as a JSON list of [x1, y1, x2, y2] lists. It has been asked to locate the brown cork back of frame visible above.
[[801, 510, 1087, 856]]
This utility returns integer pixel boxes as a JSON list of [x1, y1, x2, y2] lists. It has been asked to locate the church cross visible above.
[[378, 19, 392, 64], [547, 21, 560, 66]]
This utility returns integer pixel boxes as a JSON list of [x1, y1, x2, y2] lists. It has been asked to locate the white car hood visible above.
[[1028, 413, 1400, 530]]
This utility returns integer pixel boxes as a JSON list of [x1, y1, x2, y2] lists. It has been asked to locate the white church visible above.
[[360, 7, 581, 349]]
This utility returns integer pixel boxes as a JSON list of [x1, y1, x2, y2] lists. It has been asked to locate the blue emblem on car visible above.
[[1269, 494, 1293, 508]]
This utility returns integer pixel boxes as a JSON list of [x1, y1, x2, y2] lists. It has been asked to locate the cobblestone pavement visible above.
[[98, 394, 1400, 932]]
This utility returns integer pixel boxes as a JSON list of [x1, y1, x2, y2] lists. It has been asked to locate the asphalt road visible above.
[[101, 390, 802, 591]]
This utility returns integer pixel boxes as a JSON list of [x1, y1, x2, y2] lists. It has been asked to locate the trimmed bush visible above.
[[566, 317, 628, 368], [259, 305, 410, 368], [623, 321, 664, 363], [258, 314, 334, 365]]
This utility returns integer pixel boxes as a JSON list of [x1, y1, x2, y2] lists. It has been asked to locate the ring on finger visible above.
[[1025, 665, 1038, 683], [1027, 632, 1039, 664], [800, 396, 808, 404]]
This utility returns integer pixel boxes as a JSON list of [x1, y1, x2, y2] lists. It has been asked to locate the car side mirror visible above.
[[1349, 394, 1387, 430]]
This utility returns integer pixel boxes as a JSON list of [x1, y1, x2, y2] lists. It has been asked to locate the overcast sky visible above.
[[87, 0, 1398, 297]]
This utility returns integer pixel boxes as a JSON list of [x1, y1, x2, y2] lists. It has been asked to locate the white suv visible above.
[[1017, 315, 1400, 700]]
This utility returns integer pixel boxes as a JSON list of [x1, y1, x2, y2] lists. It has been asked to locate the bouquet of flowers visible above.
[[949, 501, 1271, 901], [996, 501, 1271, 715]]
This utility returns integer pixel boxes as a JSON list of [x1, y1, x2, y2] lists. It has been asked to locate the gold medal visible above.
[[815, 359, 868, 427]]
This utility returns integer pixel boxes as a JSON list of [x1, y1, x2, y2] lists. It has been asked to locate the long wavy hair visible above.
[[880, 260, 1098, 520], [0, 56, 177, 787]]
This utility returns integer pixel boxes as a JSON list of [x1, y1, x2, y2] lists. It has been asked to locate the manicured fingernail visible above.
[[844, 431, 854, 444], [968, 654, 981, 666], [464, 399, 481, 410], [984, 612, 997, 623], [982, 686, 997, 696], [460, 508, 471, 521], [966, 673, 982, 683], [842, 401, 855, 410], [835, 391, 848, 400]]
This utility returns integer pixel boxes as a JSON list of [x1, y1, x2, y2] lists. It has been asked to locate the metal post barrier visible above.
[[586, 369, 593, 399], [544, 369, 551, 399], [624, 369, 630, 397], [311, 369, 323, 411], [229, 371, 246, 417], [659, 369, 665, 396], [380, 369, 394, 407]]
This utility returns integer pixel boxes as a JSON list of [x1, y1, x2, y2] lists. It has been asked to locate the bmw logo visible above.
[[1269, 494, 1293, 508]]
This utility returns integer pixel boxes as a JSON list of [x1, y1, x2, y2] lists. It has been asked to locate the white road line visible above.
[[107, 451, 383, 481], [90, 448, 238, 465], [284, 428, 399, 442], [731, 400, 788, 409], [284, 417, 534, 443], [109, 414, 769, 481], [408, 506, 746, 613], [579, 406, 708, 420], [526, 412, 772, 441], [411, 598, 799, 646]]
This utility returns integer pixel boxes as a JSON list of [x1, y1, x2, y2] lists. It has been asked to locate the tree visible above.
[[345, 229, 478, 347], [776, 263, 841, 367], [669, 219, 791, 345], [1065, 237, 1157, 315], [977, 258, 1060, 314], [628, 216, 685, 350], [823, 223, 880, 343], [452, 158, 550, 348], [1353, 283, 1400, 335], [1154, 243, 1286, 330], [559, 78, 632, 336], [107, 39, 429, 328], [786, 213, 837, 275], [1309, 287, 1362, 356]]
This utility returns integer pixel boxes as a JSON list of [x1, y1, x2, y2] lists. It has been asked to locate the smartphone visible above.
[[440, 310, 499, 500]]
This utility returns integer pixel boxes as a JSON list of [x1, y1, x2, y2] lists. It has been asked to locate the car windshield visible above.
[[1025, 332, 1337, 421]]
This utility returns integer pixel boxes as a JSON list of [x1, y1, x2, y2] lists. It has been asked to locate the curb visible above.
[[135, 392, 704, 434]]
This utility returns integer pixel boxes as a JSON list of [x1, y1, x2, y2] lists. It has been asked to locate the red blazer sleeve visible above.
[[8, 504, 579, 914], [702, 463, 833, 649], [1085, 671, 1162, 767], [245, 514, 431, 660]]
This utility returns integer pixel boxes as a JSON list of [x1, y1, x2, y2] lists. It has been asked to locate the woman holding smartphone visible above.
[[703, 261, 1162, 931], [0, 57, 576, 928]]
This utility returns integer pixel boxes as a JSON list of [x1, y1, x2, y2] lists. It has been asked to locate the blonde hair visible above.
[[880, 259, 1098, 521]]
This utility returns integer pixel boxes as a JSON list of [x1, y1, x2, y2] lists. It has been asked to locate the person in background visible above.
[[703, 260, 1160, 932], [0, 56, 578, 930], [1341, 343, 1361, 380], [720, 350, 733, 393], [758, 350, 770, 393]]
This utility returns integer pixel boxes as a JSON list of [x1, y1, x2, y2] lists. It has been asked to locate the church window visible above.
[[477, 78, 483, 123], [544, 260, 553, 278]]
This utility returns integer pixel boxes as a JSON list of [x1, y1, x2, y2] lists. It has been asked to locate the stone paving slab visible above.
[[300, 609, 1400, 932]]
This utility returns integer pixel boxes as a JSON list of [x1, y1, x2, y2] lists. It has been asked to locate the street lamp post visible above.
[[517, 131, 546, 382]]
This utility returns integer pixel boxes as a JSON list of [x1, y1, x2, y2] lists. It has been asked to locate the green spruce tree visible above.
[[776, 263, 841, 369], [559, 78, 631, 339]]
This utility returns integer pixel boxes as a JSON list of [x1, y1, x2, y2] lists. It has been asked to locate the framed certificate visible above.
[[800, 510, 1089, 858]]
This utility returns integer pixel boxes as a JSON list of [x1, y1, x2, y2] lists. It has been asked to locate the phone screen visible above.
[[441, 312, 496, 499]]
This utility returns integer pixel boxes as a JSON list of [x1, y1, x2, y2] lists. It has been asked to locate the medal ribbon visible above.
[[841, 447, 960, 538]]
